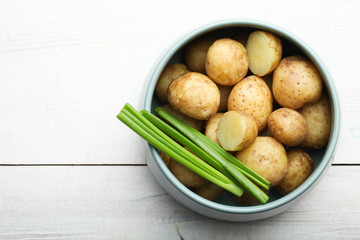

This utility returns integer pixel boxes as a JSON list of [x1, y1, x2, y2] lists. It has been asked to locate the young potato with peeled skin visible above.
[[185, 37, 216, 73], [169, 148, 209, 188], [168, 72, 220, 120], [299, 93, 332, 149], [268, 108, 308, 147], [218, 111, 258, 151], [204, 113, 224, 146], [217, 84, 233, 112], [193, 182, 224, 201], [161, 104, 204, 132], [246, 30, 282, 77], [273, 55, 323, 109], [276, 148, 314, 195], [205, 38, 249, 86], [155, 63, 190, 103], [235, 136, 288, 187], [228, 75, 273, 131]]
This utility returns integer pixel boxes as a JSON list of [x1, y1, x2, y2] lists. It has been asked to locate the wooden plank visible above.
[[0, 0, 359, 164], [0, 166, 358, 239]]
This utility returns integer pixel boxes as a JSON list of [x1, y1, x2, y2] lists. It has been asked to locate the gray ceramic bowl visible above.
[[143, 19, 340, 221]]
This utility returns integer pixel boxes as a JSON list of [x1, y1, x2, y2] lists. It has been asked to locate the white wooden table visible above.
[[1, 0, 359, 239]]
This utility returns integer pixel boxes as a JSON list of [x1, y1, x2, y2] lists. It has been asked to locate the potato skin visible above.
[[273, 55, 323, 109], [228, 75, 273, 131], [268, 108, 308, 146], [205, 38, 249, 86], [155, 63, 189, 103], [204, 113, 224, 146], [246, 30, 282, 77], [168, 72, 220, 120], [235, 136, 288, 186], [276, 148, 314, 195], [185, 37, 216, 73], [161, 104, 204, 132], [218, 111, 258, 151], [299, 93, 332, 149]]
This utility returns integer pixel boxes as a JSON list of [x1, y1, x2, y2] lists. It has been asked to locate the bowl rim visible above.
[[143, 18, 340, 214]]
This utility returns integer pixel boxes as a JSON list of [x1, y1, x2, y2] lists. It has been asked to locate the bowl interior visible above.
[[144, 20, 340, 212]]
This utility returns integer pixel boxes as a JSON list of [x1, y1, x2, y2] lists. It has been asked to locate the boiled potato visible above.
[[299, 93, 332, 149], [276, 148, 314, 195], [235, 136, 288, 186], [205, 38, 249, 86], [155, 63, 190, 103], [217, 84, 233, 112], [169, 148, 209, 188], [268, 108, 308, 146], [185, 37, 216, 73], [246, 30, 282, 77], [218, 111, 258, 151], [193, 182, 224, 201], [228, 75, 273, 131], [168, 72, 220, 120], [161, 104, 204, 132], [273, 55, 323, 109], [204, 113, 224, 146]]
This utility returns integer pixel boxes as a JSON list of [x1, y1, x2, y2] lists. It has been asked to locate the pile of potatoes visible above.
[[154, 29, 332, 204]]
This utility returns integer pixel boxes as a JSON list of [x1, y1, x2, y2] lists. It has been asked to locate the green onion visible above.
[[154, 106, 270, 204], [141, 110, 236, 182], [117, 103, 244, 197]]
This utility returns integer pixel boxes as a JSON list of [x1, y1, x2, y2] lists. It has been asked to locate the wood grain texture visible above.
[[0, 166, 358, 239], [0, 0, 359, 164], [0, 0, 359, 238]]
